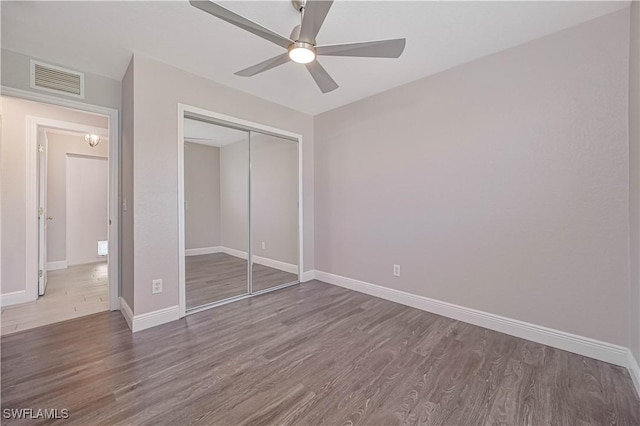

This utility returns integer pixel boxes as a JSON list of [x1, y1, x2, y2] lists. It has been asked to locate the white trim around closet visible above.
[[177, 103, 304, 318]]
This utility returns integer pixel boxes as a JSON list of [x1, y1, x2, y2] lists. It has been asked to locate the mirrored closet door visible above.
[[184, 119, 249, 309], [182, 115, 300, 313], [250, 132, 299, 293]]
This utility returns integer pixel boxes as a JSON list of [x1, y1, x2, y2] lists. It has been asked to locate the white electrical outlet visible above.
[[393, 264, 401, 277], [152, 279, 163, 294], [261, 241, 266, 250]]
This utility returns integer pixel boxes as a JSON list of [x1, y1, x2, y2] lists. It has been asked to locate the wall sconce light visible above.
[[84, 134, 100, 147]]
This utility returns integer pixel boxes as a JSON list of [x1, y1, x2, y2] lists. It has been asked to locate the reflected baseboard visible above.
[[188, 246, 298, 275], [220, 247, 248, 260], [185, 247, 222, 256], [220, 247, 297, 275], [46, 260, 68, 271], [252, 255, 298, 275]]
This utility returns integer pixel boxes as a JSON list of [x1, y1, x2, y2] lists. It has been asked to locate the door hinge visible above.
[[39, 269, 43, 278], [38, 145, 44, 153], [38, 207, 44, 216]]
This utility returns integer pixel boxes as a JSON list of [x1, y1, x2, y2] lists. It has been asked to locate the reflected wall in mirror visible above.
[[250, 132, 299, 292], [184, 117, 249, 309]]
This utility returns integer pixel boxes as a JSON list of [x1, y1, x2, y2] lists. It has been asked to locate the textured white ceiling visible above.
[[1, 1, 629, 115], [184, 118, 247, 147]]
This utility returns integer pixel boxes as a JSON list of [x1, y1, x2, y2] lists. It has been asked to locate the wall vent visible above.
[[30, 60, 84, 98]]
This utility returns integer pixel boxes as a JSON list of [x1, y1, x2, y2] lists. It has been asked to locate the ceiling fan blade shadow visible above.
[[189, 0, 292, 49], [235, 53, 291, 77], [305, 61, 338, 93], [316, 38, 406, 58], [298, 0, 333, 44]]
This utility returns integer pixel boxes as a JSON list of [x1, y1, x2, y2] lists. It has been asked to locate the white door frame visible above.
[[38, 128, 49, 295], [3, 86, 120, 310], [177, 103, 304, 318]]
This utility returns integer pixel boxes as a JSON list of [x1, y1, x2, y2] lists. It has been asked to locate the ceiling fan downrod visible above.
[[291, 0, 306, 13]]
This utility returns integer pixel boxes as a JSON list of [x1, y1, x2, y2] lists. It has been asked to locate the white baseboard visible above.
[[46, 260, 68, 271], [119, 297, 180, 333], [0, 290, 30, 307], [68, 258, 108, 267], [185, 246, 221, 256], [119, 297, 134, 330], [132, 305, 181, 332], [314, 270, 630, 368], [253, 255, 298, 275], [627, 350, 640, 398], [220, 247, 298, 275], [300, 270, 315, 282], [110, 297, 121, 311], [221, 246, 248, 260]]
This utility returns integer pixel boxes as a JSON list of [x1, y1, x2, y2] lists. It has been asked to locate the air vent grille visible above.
[[30, 60, 84, 98]]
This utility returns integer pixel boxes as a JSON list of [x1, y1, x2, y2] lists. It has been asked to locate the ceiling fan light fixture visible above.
[[288, 41, 316, 64]]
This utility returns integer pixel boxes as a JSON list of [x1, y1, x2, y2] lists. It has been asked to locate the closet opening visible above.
[[177, 105, 303, 316]]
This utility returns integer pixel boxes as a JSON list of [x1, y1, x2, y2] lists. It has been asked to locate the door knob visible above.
[[46, 216, 53, 220]]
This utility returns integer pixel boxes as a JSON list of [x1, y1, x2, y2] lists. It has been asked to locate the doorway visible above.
[[0, 92, 119, 335], [178, 104, 303, 316]]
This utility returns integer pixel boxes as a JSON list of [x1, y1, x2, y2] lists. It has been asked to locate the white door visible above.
[[66, 155, 108, 266], [38, 130, 49, 295]]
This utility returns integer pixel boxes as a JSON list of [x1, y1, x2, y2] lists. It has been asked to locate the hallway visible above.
[[1, 262, 108, 335]]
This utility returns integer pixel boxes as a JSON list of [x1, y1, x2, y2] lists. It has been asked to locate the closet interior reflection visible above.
[[183, 116, 299, 311]]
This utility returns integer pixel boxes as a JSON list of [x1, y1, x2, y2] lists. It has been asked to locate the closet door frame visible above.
[[177, 103, 303, 318]]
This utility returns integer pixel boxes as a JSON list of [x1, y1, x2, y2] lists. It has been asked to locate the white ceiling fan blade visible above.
[[316, 38, 406, 58], [235, 54, 290, 77], [305, 61, 338, 93], [189, 0, 292, 49], [298, 0, 334, 44]]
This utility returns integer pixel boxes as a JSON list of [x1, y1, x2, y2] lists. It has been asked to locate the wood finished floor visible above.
[[2, 281, 639, 425], [186, 253, 297, 309], [1, 262, 108, 336]]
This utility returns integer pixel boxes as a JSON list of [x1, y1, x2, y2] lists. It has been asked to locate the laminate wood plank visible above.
[[185, 253, 297, 309], [2, 281, 638, 425]]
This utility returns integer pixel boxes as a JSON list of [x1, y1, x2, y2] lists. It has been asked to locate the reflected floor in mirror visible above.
[[185, 253, 297, 309]]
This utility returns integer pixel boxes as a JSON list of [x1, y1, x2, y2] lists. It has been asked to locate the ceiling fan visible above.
[[189, 0, 406, 93]]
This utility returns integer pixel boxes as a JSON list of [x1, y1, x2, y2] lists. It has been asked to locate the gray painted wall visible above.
[[46, 133, 109, 262], [184, 142, 221, 250], [131, 54, 313, 315], [629, 2, 640, 362], [251, 133, 298, 266], [220, 140, 249, 254], [314, 9, 630, 346], [187, 135, 298, 266], [1, 49, 121, 111]]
